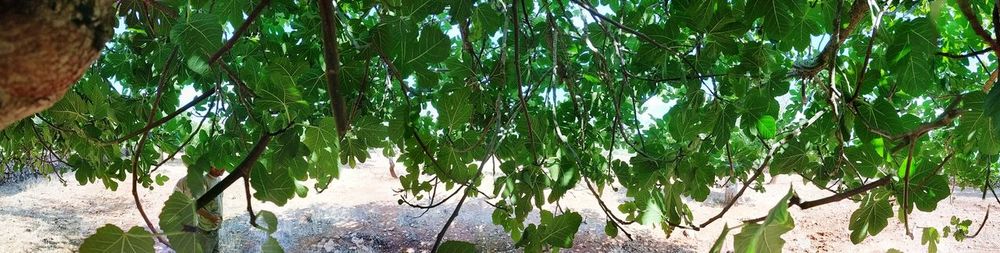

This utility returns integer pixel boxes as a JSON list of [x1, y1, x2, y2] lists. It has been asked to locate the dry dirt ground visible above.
[[1, 153, 997, 253]]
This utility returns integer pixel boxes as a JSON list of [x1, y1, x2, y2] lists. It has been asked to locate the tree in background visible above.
[[1, 0, 999, 252]]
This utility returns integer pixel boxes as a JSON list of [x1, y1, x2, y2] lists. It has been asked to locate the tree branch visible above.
[[849, 0, 888, 103], [243, 176, 259, 227], [112, 87, 218, 143], [792, 0, 870, 78], [937, 48, 992, 58], [568, 0, 699, 72], [889, 94, 964, 153], [195, 132, 273, 209], [699, 112, 826, 228], [796, 176, 892, 209], [151, 95, 214, 173], [957, 0, 1000, 56], [130, 48, 177, 245], [206, 0, 272, 65], [317, 0, 350, 138]]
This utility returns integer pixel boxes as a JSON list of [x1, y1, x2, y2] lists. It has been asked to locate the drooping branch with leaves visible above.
[[3, 0, 1000, 252]]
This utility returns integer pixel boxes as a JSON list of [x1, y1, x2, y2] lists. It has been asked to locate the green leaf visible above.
[[604, 220, 619, 238], [958, 91, 1000, 155], [438, 240, 477, 253], [303, 117, 341, 190], [896, 161, 951, 212], [438, 86, 473, 129], [158, 192, 206, 253], [756, 115, 777, 139], [159, 191, 197, 232], [262, 236, 285, 253], [887, 18, 939, 94], [256, 210, 279, 234], [733, 188, 795, 253], [745, 0, 805, 46], [251, 162, 296, 206], [170, 13, 222, 74], [771, 140, 811, 175], [857, 99, 902, 136], [845, 145, 885, 178], [922, 227, 940, 253], [710, 224, 731, 253], [541, 211, 583, 248], [668, 102, 700, 141], [80, 225, 154, 253], [849, 193, 893, 244]]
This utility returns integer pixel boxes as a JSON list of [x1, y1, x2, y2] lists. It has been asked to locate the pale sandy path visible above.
[[1, 153, 996, 252]]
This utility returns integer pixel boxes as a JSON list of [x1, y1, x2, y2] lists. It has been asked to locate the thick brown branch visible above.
[[243, 176, 259, 227], [849, 1, 888, 103], [796, 176, 892, 209], [196, 133, 272, 209], [889, 94, 964, 153], [317, 0, 350, 138], [130, 59, 173, 245]]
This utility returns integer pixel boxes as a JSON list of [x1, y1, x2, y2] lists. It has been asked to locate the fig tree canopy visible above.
[[1, 0, 998, 252]]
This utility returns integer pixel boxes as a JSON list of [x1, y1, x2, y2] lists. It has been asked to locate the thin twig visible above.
[[130, 48, 178, 246], [243, 176, 259, 227]]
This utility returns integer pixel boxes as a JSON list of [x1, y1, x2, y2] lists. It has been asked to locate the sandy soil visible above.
[[0, 153, 997, 253]]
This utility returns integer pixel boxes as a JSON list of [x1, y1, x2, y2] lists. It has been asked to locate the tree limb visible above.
[[699, 112, 826, 228], [195, 132, 272, 209], [957, 0, 1000, 56], [937, 48, 992, 58], [207, 0, 272, 65], [317, 0, 350, 138], [792, 0, 870, 78], [112, 87, 217, 143]]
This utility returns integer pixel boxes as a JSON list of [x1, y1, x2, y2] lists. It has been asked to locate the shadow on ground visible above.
[[218, 201, 696, 253]]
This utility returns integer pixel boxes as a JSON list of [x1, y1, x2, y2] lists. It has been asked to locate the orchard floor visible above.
[[0, 154, 997, 253]]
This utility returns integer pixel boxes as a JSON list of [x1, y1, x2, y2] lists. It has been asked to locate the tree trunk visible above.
[[0, 0, 115, 129]]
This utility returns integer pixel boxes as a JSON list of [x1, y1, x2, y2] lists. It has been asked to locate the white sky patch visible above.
[[638, 96, 673, 129]]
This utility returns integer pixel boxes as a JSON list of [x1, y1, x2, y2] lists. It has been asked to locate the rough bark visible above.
[[0, 0, 115, 129]]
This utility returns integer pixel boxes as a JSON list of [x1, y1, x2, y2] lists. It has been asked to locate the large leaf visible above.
[[848, 193, 893, 244], [733, 188, 796, 253], [303, 117, 341, 190], [158, 191, 206, 253], [251, 162, 296, 206], [887, 18, 939, 94], [958, 91, 1000, 155], [170, 13, 222, 74], [80, 225, 154, 253], [438, 240, 476, 253]]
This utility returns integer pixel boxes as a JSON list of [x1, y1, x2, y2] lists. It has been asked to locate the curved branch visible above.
[[957, 0, 1000, 56]]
